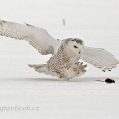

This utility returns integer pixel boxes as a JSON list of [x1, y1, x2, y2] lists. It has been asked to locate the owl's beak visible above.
[[79, 51, 81, 54]]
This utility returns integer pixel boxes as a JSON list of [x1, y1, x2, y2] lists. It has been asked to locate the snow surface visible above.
[[0, 78, 119, 119], [0, 0, 119, 118]]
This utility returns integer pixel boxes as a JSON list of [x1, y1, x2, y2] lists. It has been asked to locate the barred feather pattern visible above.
[[0, 20, 54, 55], [47, 43, 70, 77]]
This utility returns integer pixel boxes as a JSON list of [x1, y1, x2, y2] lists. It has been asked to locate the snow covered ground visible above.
[[0, 77, 119, 119], [0, 0, 119, 119]]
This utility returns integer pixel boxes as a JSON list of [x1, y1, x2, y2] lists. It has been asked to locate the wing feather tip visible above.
[[24, 22, 34, 27]]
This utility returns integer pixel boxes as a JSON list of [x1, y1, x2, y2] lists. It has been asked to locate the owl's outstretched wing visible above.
[[0, 19, 60, 55], [80, 46, 119, 71]]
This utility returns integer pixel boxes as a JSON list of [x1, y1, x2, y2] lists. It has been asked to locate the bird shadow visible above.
[[17, 77, 99, 83], [23, 77, 118, 83]]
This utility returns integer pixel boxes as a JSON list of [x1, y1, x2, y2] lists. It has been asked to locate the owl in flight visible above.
[[0, 19, 119, 80]]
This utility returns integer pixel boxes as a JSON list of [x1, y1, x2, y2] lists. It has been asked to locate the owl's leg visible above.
[[62, 63, 87, 79], [73, 62, 87, 77]]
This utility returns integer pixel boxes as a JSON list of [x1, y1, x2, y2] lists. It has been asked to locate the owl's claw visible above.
[[73, 63, 87, 75], [83, 64, 87, 68], [75, 62, 84, 65]]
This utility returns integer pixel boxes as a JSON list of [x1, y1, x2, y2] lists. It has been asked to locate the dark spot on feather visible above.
[[74, 38, 83, 45], [2, 20, 5, 23], [64, 38, 83, 45]]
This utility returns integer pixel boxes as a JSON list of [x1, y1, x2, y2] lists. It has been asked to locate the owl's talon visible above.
[[84, 70, 86, 72], [72, 63, 87, 77], [83, 64, 87, 68], [75, 62, 78, 65]]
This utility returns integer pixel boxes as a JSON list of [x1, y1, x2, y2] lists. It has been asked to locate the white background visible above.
[[0, 0, 119, 119]]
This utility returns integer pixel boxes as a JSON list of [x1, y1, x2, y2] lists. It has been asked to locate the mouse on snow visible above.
[[95, 78, 115, 84]]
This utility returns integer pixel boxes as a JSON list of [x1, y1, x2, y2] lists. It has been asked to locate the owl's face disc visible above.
[[64, 38, 84, 56]]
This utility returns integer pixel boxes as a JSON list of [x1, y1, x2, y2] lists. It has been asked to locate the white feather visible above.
[[81, 47, 119, 71], [0, 19, 60, 55]]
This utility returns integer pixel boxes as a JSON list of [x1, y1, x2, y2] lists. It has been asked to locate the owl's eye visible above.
[[74, 45, 78, 48]]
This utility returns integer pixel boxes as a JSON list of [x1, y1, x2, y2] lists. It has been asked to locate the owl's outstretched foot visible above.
[[73, 62, 87, 76], [61, 63, 87, 80]]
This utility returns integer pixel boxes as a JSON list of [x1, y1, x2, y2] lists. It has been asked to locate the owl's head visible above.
[[62, 38, 84, 56]]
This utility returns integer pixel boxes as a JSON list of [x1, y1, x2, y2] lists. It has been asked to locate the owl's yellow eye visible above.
[[74, 45, 78, 48]]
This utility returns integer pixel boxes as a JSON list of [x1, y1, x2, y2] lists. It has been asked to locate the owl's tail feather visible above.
[[28, 64, 47, 73], [28, 64, 58, 77]]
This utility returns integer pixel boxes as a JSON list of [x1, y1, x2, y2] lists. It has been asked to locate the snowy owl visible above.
[[0, 19, 119, 80]]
